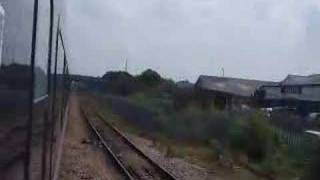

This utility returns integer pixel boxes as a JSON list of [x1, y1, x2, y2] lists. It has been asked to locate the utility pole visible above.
[[124, 58, 128, 72]]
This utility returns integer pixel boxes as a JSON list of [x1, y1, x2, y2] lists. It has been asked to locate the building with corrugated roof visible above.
[[195, 74, 320, 113], [256, 74, 320, 114], [195, 75, 277, 109]]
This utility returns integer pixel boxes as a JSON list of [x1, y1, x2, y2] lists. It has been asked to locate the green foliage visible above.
[[128, 95, 274, 162], [129, 92, 173, 114], [137, 69, 163, 87], [85, 68, 314, 179], [96, 79, 309, 179], [229, 112, 273, 161], [165, 142, 217, 165], [101, 69, 177, 97], [102, 71, 142, 96], [229, 119, 249, 151], [155, 105, 232, 143], [303, 144, 320, 180], [172, 87, 196, 110], [251, 142, 307, 178], [247, 112, 273, 161]]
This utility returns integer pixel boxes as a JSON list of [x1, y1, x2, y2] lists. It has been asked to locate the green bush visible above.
[[229, 112, 273, 162], [229, 118, 249, 151], [302, 143, 320, 180], [102, 71, 142, 96], [137, 69, 163, 87], [159, 105, 232, 143], [247, 112, 273, 161], [101, 91, 306, 178]]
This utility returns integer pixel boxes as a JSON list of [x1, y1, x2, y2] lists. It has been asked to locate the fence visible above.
[[271, 126, 316, 163]]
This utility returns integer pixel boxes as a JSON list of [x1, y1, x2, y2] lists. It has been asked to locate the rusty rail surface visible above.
[[82, 109, 134, 180], [81, 108, 177, 180]]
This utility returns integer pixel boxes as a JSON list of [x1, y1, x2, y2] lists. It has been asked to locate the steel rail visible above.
[[96, 113, 177, 180], [81, 109, 134, 180]]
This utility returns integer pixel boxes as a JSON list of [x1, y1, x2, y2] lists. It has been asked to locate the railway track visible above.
[[82, 109, 177, 180]]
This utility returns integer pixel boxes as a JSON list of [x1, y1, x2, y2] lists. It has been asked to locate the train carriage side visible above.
[[0, 0, 69, 179]]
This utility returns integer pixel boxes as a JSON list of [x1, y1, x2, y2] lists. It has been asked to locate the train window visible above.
[[34, 0, 50, 100], [0, 0, 68, 179], [56, 37, 65, 128], [0, 0, 34, 179], [30, 0, 51, 179]]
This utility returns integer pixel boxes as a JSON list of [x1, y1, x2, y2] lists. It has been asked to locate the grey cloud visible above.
[[66, 0, 320, 82]]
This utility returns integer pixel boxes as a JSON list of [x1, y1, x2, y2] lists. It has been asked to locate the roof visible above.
[[281, 74, 320, 85], [260, 74, 320, 102], [176, 81, 194, 89], [196, 75, 277, 97]]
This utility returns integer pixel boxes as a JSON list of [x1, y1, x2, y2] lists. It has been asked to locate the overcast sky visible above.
[[66, 0, 320, 82]]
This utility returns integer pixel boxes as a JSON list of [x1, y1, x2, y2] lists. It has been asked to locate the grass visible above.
[[98, 104, 143, 136], [94, 99, 219, 169], [96, 111, 265, 180]]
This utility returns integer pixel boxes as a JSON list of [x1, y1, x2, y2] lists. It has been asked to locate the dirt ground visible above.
[[59, 94, 125, 180]]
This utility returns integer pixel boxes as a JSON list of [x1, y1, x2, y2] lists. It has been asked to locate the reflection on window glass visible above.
[[34, 0, 50, 100], [0, 0, 33, 179], [0, 4, 5, 67]]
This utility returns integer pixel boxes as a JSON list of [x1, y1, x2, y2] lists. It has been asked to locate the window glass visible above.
[[0, 4, 5, 66], [30, 0, 51, 179], [34, 0, 50, 100], [0, 0, 34, 179]]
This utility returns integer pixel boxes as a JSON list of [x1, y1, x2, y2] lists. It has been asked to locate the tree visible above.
[[137, 69, 162, 87]]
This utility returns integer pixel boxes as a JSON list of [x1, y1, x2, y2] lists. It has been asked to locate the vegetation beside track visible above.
[[78, 69, 320, 180]]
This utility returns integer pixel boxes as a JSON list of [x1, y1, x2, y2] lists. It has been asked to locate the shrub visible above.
[[246, 112, 273, 161], [137, 69, 163, 87], [229, 111, 273, 162], [155, 105, 233, 146], [229, 118, 249, 152], [102, 71, 142, 96], [302, 143, 320, 180]]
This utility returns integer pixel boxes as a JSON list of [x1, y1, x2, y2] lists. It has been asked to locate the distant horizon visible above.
[[73, 67, 320, 84]]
